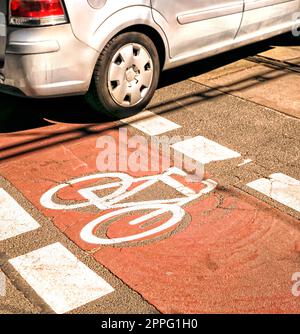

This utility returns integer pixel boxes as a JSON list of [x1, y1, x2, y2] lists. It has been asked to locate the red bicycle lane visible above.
[[1, 123, 300, 313]]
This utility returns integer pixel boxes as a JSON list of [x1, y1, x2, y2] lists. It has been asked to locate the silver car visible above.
[[0, 0, 299, 118]]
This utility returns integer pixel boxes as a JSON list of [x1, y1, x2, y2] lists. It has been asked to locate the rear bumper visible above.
[[0, 24, 99, 97]]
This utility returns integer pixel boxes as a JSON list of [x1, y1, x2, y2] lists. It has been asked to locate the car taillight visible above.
[[9, 0, 68, 26]]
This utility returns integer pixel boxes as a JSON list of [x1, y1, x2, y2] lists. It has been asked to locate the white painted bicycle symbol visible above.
[[41, 168, 217, 246]]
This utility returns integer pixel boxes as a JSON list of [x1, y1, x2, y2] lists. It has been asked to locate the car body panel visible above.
[[151, 0, 244, 59], [0, 24, 99, 97], [237, 0, 300, 36], [63, 0, 151, 49], [0, 0, 300, 97]]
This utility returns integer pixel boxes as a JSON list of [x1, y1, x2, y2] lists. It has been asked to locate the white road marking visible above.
[[121, 111, 181, 136], [0, 188, 40, 241], [0, 271, 6, 297], [172, 136, 241, 164], [9, 243, 114, 314], [238, 159, 253, 167], [41, 168, 217, 245], [247, 173, 300, 213]]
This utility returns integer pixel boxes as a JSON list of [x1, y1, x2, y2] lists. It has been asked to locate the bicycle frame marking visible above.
[[40, 168, 217, 245]]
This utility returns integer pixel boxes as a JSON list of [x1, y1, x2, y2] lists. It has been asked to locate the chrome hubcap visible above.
[[108, 43, 154, 107]]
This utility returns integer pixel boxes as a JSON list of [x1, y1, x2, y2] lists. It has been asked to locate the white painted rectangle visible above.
[[0, 188, 40, 241], [9, 243, 114, 314], [247, 173, 300, 213], [0, 271, 6, 297], [172, 136, 241, 164], [122, 111, 181, 136]]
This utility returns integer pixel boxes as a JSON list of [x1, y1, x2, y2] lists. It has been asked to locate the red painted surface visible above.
[[95, 191, 300, 313], [1, 122, 300, 313]]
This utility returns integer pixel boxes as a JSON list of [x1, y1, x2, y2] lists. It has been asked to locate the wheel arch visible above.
[[88, 6, 170, 70]]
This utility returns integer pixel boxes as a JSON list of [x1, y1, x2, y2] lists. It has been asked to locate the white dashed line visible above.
[[0, 271, 6, 297], [238, 159, 253, 167], [122, 111, 181, 136], [247, 173, 300, 213], [0, 188, 40, 242], [172, 136, 241, 164], [9, 243, 114, 314]]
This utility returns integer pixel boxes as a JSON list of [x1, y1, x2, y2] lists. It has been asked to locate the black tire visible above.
[[85, 32, 160, 119]]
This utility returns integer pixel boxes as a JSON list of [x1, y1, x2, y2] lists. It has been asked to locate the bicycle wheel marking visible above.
[[80, 205, 185, 245], [40, 172, 134, 211], [40, 168, 217, 246]]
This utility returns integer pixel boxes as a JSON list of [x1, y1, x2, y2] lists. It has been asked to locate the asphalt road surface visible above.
[[0, 33, 300, 314]]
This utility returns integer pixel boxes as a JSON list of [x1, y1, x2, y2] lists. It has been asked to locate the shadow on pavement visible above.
[[1, 32, 288, 133], [0, 95, 111, 133], [0, 33, 298, 162]]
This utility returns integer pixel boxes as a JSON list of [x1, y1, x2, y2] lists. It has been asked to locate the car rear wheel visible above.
[[86, 32, 160, 119]]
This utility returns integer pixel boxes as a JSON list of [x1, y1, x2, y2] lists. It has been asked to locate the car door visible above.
[[237, 0, 299, 37], [151, 0, 244, 59]]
